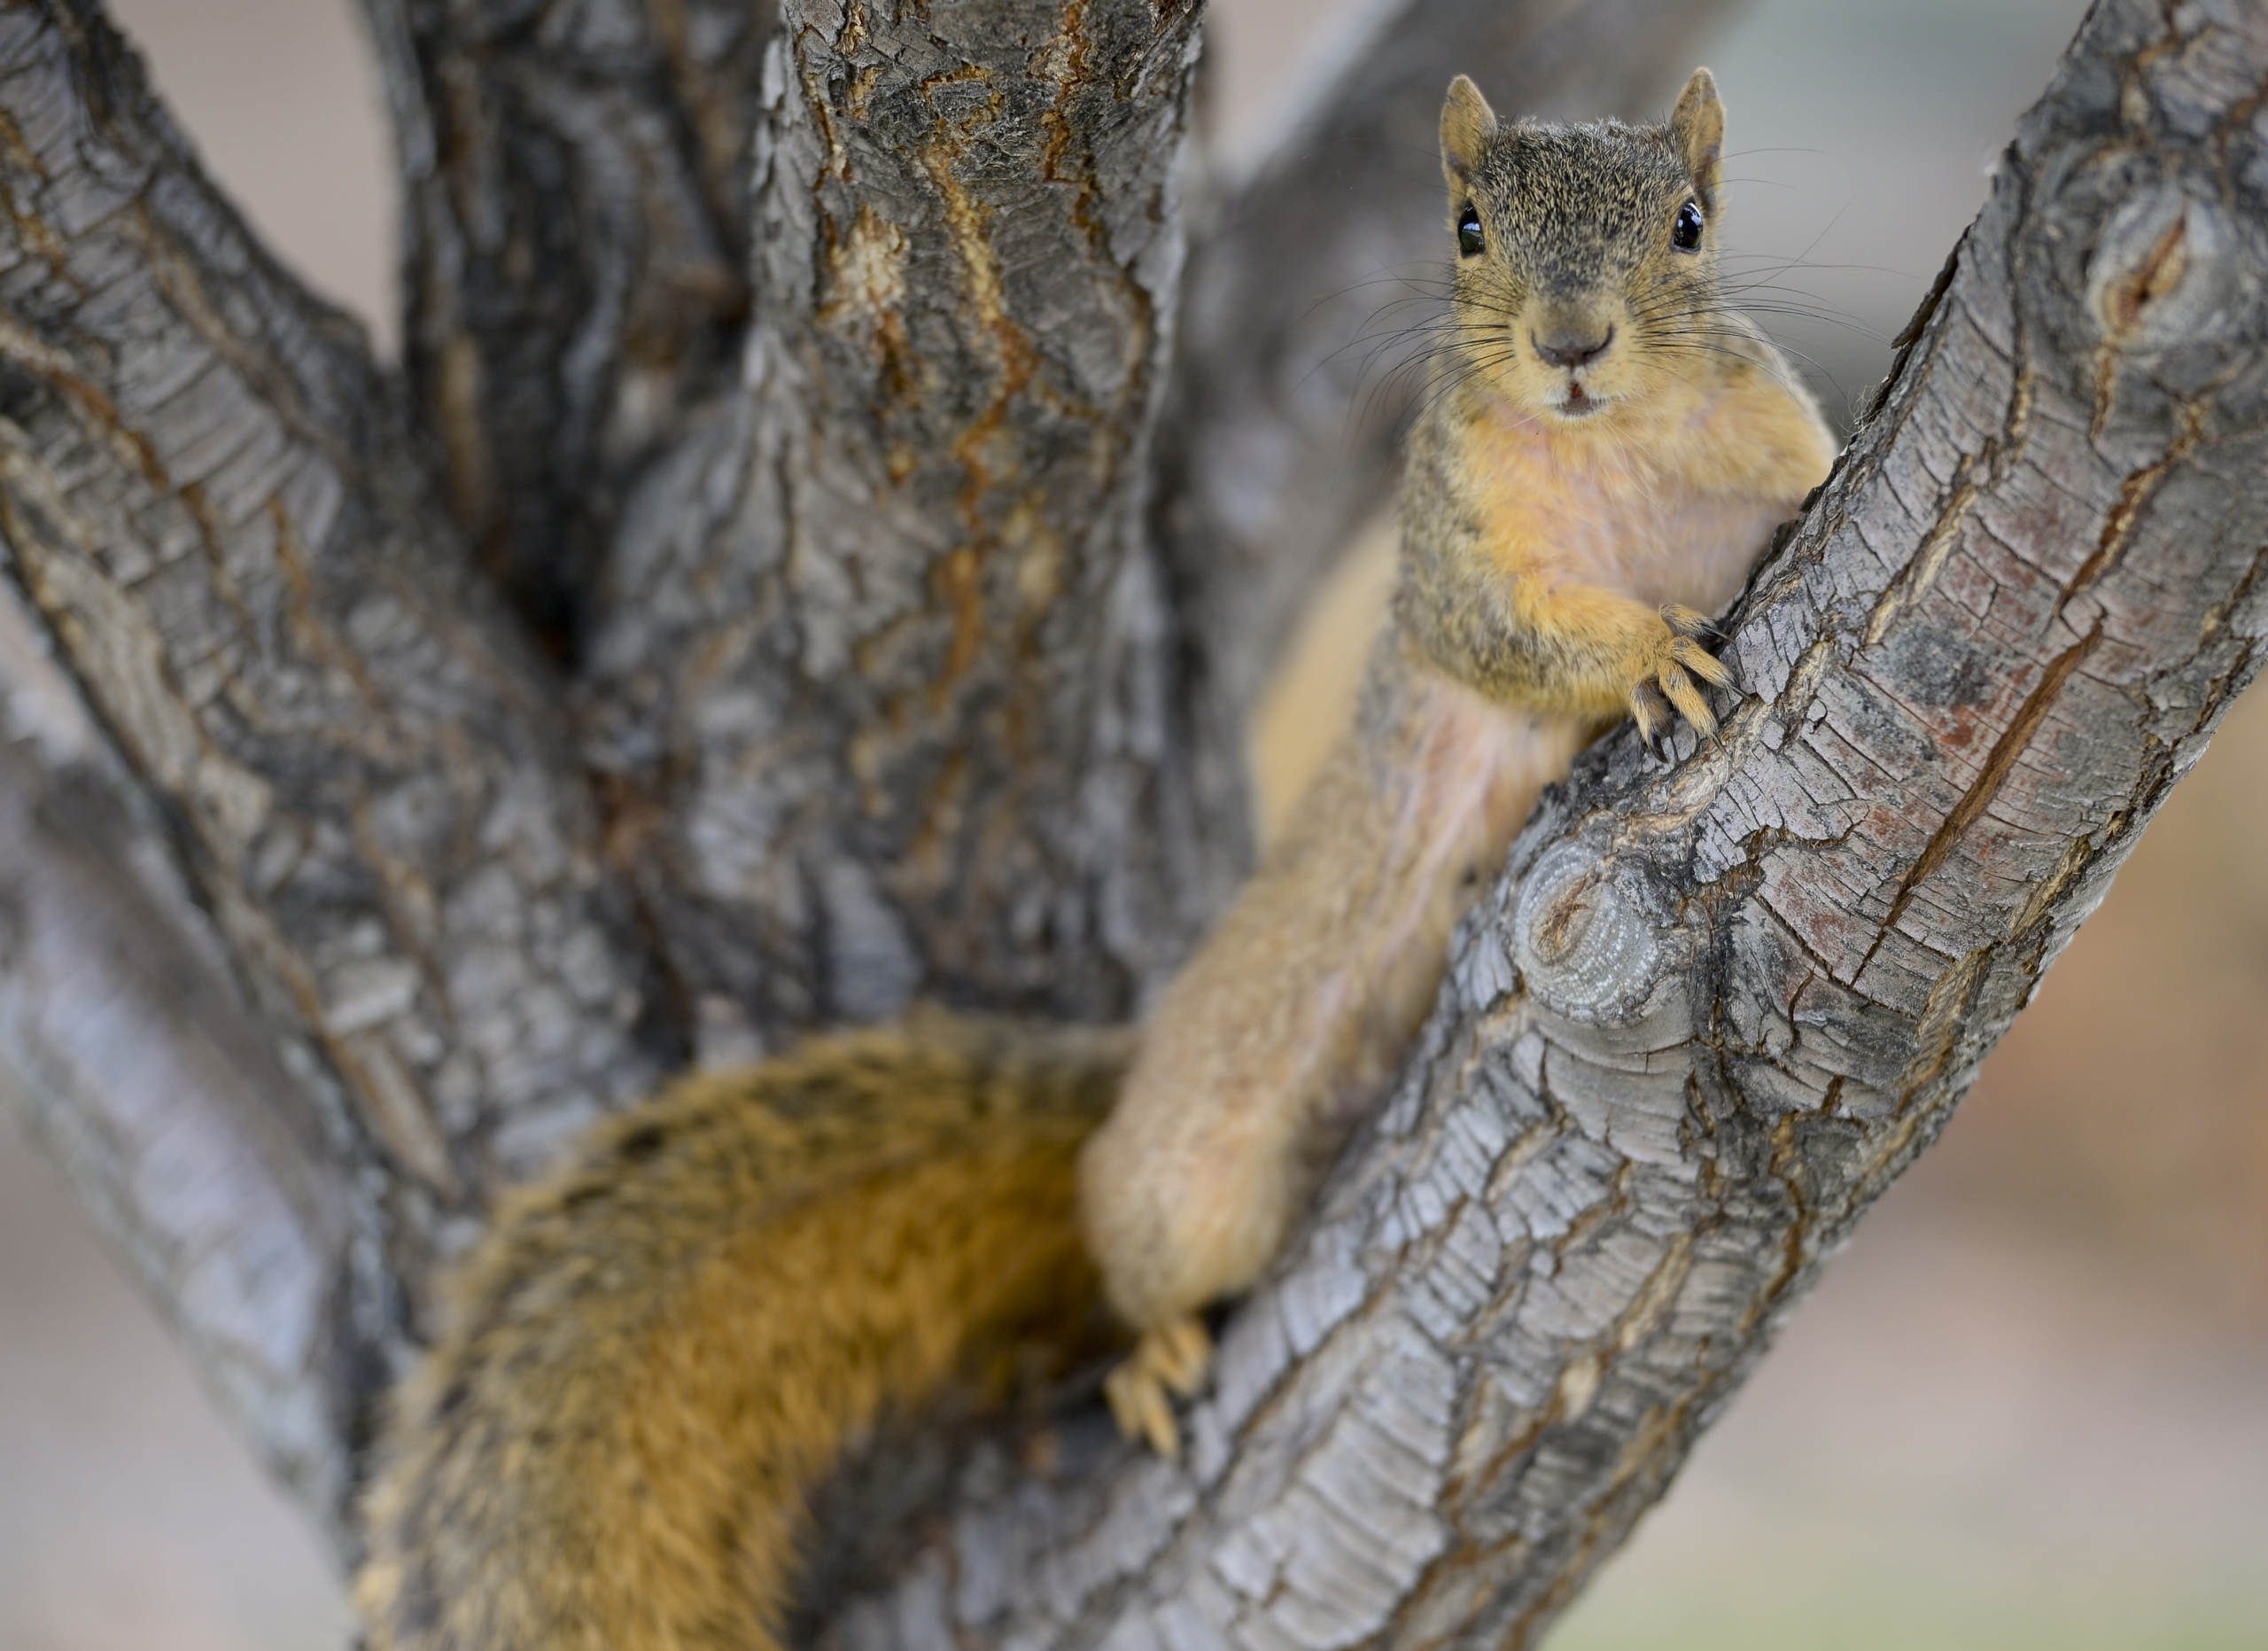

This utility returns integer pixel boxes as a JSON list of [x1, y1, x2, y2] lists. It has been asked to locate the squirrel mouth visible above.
[[1557, 379, 1601, 417]]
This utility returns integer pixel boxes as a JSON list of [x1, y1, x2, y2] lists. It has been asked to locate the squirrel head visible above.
[[1440, 67, 1726, 426]]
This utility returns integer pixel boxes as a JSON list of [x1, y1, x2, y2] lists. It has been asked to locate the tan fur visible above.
[[1083, 647, 1584, 1323], [355, 1016, 1124, 1651], [1079, 67, 1837, 1446]]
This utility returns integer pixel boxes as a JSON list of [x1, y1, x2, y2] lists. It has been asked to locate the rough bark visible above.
[[576, 0, 1230, 1048], [0, 0, 2259, 1642], [357, 0, 773, 650], [0, 0, 664, 1536], [802, 3, 2268, 1647]]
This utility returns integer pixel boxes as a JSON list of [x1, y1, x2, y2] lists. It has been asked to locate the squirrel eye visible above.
[[1456, 203, 1485, 258], [1672, 199, 1705, 253]]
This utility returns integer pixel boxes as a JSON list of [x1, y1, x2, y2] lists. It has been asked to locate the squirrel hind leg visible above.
[[1103, 1316, 1213, 1460]]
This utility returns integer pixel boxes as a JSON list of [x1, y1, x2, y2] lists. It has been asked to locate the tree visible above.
[[0, 0, 2260, 1644]]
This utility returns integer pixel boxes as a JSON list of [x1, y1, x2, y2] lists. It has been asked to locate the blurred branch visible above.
[[814, 2, 2268, 1643], [0, 611, 374, 1542], [1155, 0, 1747, 812], [356, 0, 772, 650]]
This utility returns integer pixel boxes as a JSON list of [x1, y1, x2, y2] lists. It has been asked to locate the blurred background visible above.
[[3, 0, 2263, 1646]]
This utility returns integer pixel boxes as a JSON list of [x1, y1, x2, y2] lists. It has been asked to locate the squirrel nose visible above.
[[1533, 324, 1614, 370]]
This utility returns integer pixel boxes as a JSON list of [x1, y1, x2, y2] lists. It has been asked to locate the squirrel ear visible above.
[[1441, 74, 1498, 195], [1670, 66, 1724, 208]]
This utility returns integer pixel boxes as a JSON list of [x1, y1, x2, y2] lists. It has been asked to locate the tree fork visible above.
[[0, 0, 1742, 1549], [0, 0, 2259, 1639]]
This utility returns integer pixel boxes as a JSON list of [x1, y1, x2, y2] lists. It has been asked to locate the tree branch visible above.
[[1153, 0, 1746, 806], [0, 0, 664, 1529], [810, 3, 2268, 1643], [356, 0, 773, 648], [11, 3, 2263, 1634], [579, 0, 1235, 1048], [0, 592, 374, 1543]]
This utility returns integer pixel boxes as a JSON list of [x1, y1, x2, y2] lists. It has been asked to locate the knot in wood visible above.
[[1510, 840, 1664, 1024], [2086, 185, 2247, 353]]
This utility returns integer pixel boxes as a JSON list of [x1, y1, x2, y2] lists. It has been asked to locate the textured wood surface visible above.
[[0, 0, 663, 1534], [358, 0, 772, 647], [1, 0, 2262, 1638], [579, 0, 1229, 1043]]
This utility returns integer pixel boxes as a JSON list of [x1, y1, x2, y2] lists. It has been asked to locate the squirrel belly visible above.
[[354, 1017, 1125, 1651]]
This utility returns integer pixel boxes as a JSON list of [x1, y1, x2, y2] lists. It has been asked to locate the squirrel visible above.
[[1077, 65, 1836, 1453], [353, 66, 1836, 1651]]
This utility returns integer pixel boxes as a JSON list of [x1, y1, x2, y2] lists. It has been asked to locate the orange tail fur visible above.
[[354, 1016, 1123, 1651]]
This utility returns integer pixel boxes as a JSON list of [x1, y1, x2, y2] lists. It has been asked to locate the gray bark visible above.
[[578, 0, 1228, 1041], [357, 0, 773, 648], [0, 0, 663, 1538], [1, 0, 2261, 1640]]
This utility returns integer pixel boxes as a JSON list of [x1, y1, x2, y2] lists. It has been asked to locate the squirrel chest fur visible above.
[[355, 65, 1836, 1651]]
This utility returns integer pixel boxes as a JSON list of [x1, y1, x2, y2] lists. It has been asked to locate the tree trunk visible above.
[[0, 0, 2261, 1640]]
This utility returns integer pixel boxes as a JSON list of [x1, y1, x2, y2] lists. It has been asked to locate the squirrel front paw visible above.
[[1103, 1316, 1213, 1460], [1627, 604, 1733, 753]]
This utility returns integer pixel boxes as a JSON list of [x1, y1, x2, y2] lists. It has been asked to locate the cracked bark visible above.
[[0, 0, 664, 1538], [577, 0, 1231, 1045], [357, 0, 773, 650], [1, 0, 2262, 1643]]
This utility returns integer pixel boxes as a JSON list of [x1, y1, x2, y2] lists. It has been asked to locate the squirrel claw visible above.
[[1106, 1360, 1181, 1459], [1152, 1315, 1214, 1395], [1658, 658, 1720, 737], [1631, 620, 1733, 755], [1105, 1317, 1214, 1460], [1668, 635, 1733, 691], [1629, 678, 1672, 757]]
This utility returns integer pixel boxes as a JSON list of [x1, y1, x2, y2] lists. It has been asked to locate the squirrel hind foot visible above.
[[1103, 1316, 1214, 1460]]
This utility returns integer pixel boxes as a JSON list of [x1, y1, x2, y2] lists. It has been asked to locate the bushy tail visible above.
[[354, 1015, 1125, 1651]]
